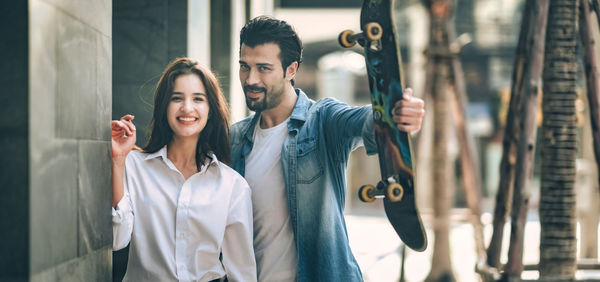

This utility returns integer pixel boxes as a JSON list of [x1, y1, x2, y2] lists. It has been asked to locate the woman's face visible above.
[[167, 73, 210, 140]]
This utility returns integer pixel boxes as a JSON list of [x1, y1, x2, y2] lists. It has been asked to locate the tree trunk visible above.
[[485, 0, 537, 271], [578, 0, 600, 260], [424, 0, 455, 281], [539, 0, 579, 280], [446, 22, 487, 275], [580, 0, 600, 195], [502, 1, 550, 281], [427, 60, 455, 282]]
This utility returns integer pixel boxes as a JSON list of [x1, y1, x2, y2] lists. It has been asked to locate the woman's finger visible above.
[[112, 120, 132, 136], [120, 114, 135, 122]]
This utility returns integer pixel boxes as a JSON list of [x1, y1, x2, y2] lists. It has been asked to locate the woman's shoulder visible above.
[[215, 160, 244, 179], [214, 160, 250, 189], [127, 149, 146, 161], [124, 149, 154, 168]]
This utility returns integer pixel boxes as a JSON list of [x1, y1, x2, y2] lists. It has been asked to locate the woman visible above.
[[111, 58, 256, 282]]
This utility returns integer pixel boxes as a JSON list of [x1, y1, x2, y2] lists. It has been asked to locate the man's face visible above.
[[239, 43, 289, 112]]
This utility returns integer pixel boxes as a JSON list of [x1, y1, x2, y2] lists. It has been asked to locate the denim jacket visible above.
[[230, 89, 377, 282]]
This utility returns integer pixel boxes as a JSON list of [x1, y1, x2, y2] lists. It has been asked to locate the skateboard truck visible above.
[[338, 22, 383, 49], [358, 176, 404, 203]]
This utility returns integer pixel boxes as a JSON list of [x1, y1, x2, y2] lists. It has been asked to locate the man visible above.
[[229, 16, 425, 281]]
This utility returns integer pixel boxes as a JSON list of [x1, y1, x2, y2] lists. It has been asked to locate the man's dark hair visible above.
[[240, 16, 303, 85]]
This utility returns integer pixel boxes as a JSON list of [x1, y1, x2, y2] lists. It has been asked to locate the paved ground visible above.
[[345, 213, 600, 281]]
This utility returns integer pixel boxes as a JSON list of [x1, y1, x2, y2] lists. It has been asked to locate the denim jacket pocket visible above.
[[296, 136, 323, 184]]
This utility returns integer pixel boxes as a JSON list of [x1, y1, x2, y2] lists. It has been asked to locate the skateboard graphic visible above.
[[338, 0, 427, 252]]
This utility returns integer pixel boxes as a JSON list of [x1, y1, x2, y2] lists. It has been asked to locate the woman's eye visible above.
[[171, 96, 182, 101]]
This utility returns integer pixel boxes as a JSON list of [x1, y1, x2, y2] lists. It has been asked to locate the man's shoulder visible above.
[[314, 97, 344, 107], [230, 114, 256, 135]]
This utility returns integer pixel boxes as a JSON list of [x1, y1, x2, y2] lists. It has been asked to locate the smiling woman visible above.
[[110, 58, 257, 282], [144, 58, 231, 166]]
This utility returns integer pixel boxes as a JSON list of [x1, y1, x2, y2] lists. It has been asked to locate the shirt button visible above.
[[178, 233, 185, 240]]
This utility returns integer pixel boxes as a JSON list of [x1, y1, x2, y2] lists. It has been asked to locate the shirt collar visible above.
[[144, 145, 220, 169], [144, 145, 168, 161]]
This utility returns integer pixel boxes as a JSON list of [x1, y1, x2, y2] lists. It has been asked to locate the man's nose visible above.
[[246, 68, 260, 85]]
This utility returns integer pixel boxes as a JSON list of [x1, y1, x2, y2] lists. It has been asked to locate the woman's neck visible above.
[[167, 136, 201, 178]]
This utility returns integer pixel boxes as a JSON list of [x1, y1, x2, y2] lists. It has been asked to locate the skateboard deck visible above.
[[339, 0, 427, 252]]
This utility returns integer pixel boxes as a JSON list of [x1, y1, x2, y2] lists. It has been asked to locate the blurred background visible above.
[[2, 0, 599, 281]]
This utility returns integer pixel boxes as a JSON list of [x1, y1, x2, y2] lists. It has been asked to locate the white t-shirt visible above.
[[244, 117, 298, 282]]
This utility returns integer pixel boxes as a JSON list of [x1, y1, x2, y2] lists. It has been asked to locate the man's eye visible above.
[[259, 66, 270, 71], [240, 65, 250, 71]]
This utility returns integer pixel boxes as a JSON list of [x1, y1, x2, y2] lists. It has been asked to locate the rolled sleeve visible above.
[[361, 110, 378, 155], [112, 192, 134, 250], [221, 182, 257, 282], [322, 99, 375, 158]]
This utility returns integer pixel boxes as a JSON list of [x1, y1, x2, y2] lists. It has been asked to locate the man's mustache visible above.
[[244, 85, 267, 94]]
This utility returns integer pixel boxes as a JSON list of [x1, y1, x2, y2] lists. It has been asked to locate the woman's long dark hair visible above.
[[143, 58, 231, 166]]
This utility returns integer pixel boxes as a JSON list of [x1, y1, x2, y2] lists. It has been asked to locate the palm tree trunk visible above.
[[539, 0, 579, 280], [423, 0, 455, 281]]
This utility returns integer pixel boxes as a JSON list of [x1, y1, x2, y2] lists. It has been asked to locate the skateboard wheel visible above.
[[338, 30, 356, 48], [358, 184, 376, 203], [364, 22, 382, 41], [387, 183, 404, 202]]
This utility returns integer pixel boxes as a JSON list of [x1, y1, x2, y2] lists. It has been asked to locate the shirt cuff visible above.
[[112, 195, 132, 224]]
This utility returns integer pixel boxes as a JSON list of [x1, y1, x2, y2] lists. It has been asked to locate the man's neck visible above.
[[259, 86, 297, 129]]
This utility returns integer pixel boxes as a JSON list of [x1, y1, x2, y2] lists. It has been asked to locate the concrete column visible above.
[[250, 0, 274, 17], [210, 0, 248, 123], [1, 0, 113, 280], [188, 0, 211, 66]]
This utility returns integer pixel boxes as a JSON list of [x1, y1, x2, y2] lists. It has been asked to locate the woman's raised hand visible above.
[[111, 114, 137, 160]]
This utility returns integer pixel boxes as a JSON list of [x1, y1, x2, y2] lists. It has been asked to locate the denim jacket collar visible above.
[[289, 89, 310, 124]]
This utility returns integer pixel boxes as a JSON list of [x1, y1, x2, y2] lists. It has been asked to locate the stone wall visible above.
[[0, 0, 113, 280]]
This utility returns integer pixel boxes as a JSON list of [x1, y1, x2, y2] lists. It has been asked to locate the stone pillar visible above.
[[0, 0, 113, 280]]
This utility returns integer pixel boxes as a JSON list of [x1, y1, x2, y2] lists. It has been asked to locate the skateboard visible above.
[[338, 0, 427, 252]]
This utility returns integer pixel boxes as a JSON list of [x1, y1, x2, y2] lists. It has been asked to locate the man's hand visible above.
[[392, 88, 425, 134]]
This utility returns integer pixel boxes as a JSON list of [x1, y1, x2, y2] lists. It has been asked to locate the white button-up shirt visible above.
[[112, 146, 256, 282]]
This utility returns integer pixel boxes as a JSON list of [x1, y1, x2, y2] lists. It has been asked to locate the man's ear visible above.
[[285, 61, 299, 81]]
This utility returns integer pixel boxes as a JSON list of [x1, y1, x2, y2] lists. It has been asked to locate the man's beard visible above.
[[244, 85, 271, 112]]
